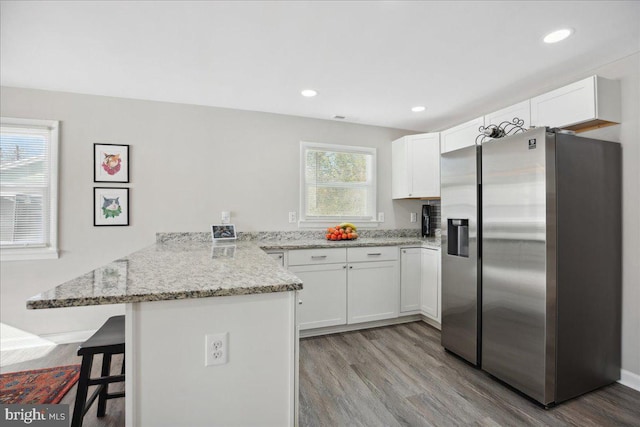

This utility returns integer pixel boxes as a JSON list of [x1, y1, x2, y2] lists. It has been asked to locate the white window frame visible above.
[[0, 117, 59, 261], [299, 141, 379, 228]]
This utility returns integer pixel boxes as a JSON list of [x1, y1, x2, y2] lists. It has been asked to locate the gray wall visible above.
[[580, 53, 640, 379], [0, 88, 423, 339], [1, 51, 638, 379]]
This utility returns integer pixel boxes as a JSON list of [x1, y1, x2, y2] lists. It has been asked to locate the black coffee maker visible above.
[[422, 205, 431, 237]]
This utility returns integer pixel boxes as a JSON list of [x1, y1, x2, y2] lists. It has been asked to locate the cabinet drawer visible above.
[[288, 248, 346, 266], [347, 246, 398, 263]]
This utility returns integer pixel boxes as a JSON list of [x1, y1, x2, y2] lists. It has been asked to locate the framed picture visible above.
[[94, 143, 129, 183], [211, 224, 237, 241], [94, 187, 129, 226]]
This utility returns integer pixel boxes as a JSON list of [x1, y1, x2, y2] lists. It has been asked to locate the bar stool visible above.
[[71, 315, 125, 427]]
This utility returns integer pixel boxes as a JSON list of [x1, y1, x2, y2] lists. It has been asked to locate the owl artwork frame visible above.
[[94, 187, 129, 226], [94, 143, 129, 183]]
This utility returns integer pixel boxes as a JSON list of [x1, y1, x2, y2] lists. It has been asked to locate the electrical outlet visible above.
[[205, 332, 228, 366], [288, 211, 297, 223], [410, 212, 417, 223], [377, 212, 385, 222], [221, 211, 230, 224]]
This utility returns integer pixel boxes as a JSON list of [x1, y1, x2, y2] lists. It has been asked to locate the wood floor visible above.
[[2, 321, 639, 426], [299, 322, 640, 427]]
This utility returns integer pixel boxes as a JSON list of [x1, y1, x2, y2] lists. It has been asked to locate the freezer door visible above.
[[481, 127, 556, 405], [441, 145, 480, 365]]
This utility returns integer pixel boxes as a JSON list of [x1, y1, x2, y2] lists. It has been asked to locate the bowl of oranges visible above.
[[326, 223, 358, 241]]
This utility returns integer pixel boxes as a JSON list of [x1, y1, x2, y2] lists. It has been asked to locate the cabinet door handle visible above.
[[311, 255, 327, 259], [343, 265, 347, 269], [367, 253, 382, 256], [349, 266, 353, 269], [298, 299, 303, 305], [278, 255, 283, 259]]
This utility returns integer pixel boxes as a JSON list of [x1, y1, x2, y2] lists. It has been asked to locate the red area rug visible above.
[[0, 365, 80, 404]]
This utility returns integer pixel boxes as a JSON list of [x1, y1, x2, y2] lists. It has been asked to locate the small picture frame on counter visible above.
[[211, 224, 237, 241]]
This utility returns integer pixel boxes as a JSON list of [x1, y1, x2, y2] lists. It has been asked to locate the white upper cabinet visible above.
[[440, 116, 484, 154], [485, 100, 531, 131], [530, 75, 620, 132], [392, 133, 440, 199]]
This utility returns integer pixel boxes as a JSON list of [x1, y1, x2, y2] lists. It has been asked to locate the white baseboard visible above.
[[299, 315, 422, 338], [420, 315, 441, 331], [619, 369, 640, 392]]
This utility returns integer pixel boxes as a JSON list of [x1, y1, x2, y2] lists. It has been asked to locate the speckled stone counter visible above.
[[27, 241, 303, 309], [257, 236, 440, 250], [157, 229, 441, 250], [28, 230, 440, 309]]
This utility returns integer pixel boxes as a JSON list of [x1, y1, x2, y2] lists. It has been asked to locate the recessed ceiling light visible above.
[[301, 89, 318, 97], [411, 106, 426, 112], [543, 28, 573, 44]]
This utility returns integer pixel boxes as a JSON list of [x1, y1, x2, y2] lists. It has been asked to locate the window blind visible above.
[[301, 142, 376, 222], [0, 125, 52, 248]]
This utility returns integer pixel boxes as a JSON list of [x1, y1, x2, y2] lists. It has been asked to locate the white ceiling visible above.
[[1, 1, 639, 132]]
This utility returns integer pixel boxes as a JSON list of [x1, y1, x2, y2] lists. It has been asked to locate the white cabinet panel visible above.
[[440, 116, 484, 154], [530, 75, 620, 131], [392, 133, 440, 199], [347, 246, 398, 263], [289, 263, 347, 330], [421, 248, 440, 320], [400, 248, 422, 313], [391, 136, 409, 199], [347, 261, 399, 324], [288, 248, 346, 266], [409, 133, 440, 198], [485, 100, 531, 130]]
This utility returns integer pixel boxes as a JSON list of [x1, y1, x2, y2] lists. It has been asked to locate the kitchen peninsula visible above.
[[27, 231, 439, 426], [28, 237, 303, 427]]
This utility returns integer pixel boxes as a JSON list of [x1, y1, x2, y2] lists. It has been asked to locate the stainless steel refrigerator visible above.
[[441, 127, 621, 405]]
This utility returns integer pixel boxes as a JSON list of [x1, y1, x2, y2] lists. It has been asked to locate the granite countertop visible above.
[[27, 241, 303, 309], [257, 237, 440, 250], [28, 231, 441, 309]]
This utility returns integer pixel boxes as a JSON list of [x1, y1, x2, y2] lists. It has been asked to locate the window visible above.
[[1, 117, 59, 260], [300, 141, 377, 226]]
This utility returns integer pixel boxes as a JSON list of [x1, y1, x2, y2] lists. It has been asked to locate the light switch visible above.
[[221, 211, 230, 224]]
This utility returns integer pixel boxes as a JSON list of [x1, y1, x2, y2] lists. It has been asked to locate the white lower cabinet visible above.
[[289, 246, 400, 330], [400, 248, 422, 313], [347, 260, 399, 324], [289, 263, 347, 330], [421, 248, 440, 321]]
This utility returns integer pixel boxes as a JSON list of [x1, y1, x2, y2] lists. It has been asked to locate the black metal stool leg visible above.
[[97, 353, 112, 417], [71, 354, 93, 427]]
